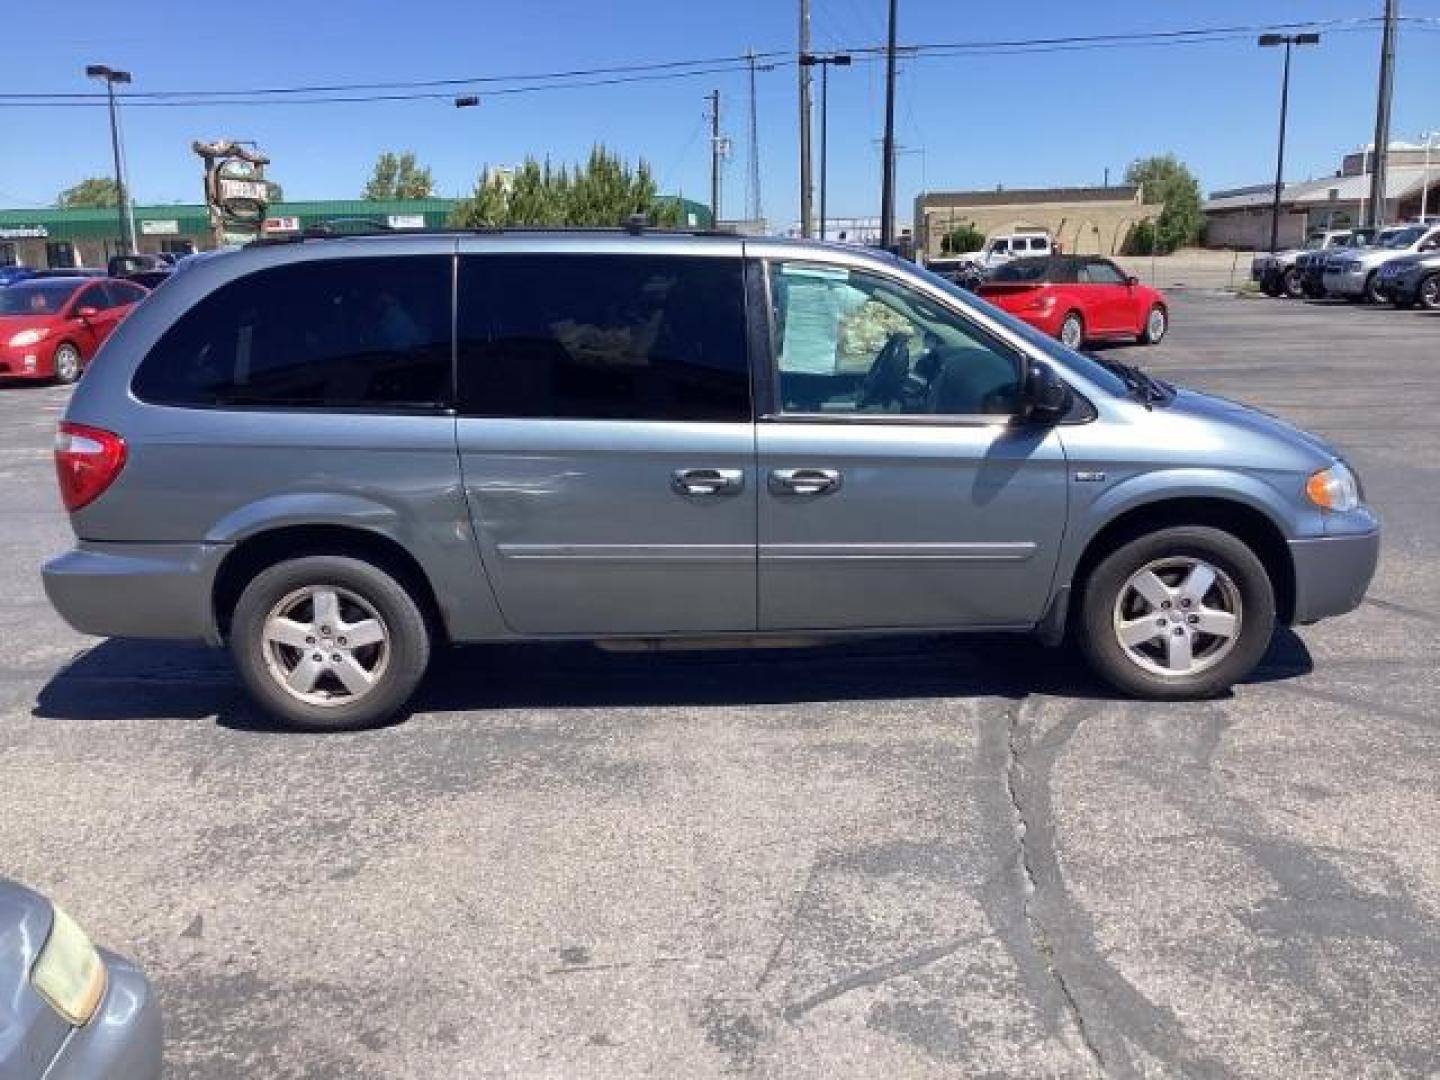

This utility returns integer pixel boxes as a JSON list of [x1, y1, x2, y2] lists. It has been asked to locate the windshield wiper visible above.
[[1090, 355, 1173, 408]]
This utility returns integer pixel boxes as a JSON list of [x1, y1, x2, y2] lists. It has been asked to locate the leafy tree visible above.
[[940, 224, 985, 254], [362, 151, 435, 200], [1123, 154, 1203, 255], [450, 145, 681, 228], [56, 176, 120, 208]]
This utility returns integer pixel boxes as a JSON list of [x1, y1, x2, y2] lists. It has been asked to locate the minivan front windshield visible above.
[[907, 261, 1132, 399]]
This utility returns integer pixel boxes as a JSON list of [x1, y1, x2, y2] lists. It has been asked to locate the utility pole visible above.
[[86, 64, 134, 257], [745, 50, 764, 225], [1367, 0, 1398, 229], [798, 0, 814, 236], [879, 0, 899, 249], [708, 90, 723, 225], [1259, 32, 1319, 254], [801, 52, 852, 242]]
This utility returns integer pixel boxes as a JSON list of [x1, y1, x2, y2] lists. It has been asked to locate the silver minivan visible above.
[[43, 230, 1379, 730]]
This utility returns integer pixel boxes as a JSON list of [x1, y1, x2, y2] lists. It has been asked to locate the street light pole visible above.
[[86, 64, 134, 257], [1258, 33, 1319, 255], [800, 53, 851, 242], [879, 0, 899, 249]]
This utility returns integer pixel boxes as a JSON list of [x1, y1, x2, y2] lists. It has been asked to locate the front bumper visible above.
[[1378, 273, 1424, 303], [1288, 527, 1380, 624], [43, 541, 227, 644], [43, 949, 163, 1080], [1322, 270, 1369, 297], [0, 341, 50, 379]]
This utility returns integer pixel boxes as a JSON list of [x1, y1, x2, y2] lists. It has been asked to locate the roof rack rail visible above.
[[246, 221, 739, 248]]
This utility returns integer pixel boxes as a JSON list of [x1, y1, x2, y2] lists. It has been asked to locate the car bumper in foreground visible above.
[[1288, 527, 1380, 624], [43, 949, 162, 1080], [43, 541, 226, 644]]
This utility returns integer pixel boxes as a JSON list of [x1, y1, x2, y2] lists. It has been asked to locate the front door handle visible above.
[[672, 467, 745, 497], [769, 468, 842, 497]]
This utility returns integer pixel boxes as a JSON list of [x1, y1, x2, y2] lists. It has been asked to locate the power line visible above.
[[0, 15, 1405, 110]]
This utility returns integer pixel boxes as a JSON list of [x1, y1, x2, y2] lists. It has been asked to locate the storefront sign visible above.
[[139, 219, 180, 235], [263, 216, 301, 233], [386, 214, 426, 230], [0, 226, 48, 240]]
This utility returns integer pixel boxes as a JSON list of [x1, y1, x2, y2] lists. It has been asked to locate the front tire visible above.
[[1281, 267, 1304, 299], [52, 343, 81, 385], [1419, 273, 1440, 312], [1058, 311, 1084, 350], [1139, 304, 1167, 345], [1077, 526, 1275, 700], [230, 555, 431, 731]]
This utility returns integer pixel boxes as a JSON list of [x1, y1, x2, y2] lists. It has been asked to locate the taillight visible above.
[[54, 421, 127, 512]]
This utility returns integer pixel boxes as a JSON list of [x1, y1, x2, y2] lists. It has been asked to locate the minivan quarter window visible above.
[[132, 256, 453, 410], [456, 253, 750, 422], [767, 262, 1023, 417]]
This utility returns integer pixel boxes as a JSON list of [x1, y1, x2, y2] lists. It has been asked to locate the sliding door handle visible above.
[[672, 467, 745, 497]]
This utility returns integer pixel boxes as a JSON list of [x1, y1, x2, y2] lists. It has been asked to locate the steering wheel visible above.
[[858, 332, 911, 409]]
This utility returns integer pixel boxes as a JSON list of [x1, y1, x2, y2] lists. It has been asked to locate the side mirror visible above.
[[1125, 275, 1139, 287], [1022, 361, 1073, 423], [75, 306, 99, 320]]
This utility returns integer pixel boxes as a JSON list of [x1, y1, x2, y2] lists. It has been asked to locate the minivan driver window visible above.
[[769, 263, 1022, 417]]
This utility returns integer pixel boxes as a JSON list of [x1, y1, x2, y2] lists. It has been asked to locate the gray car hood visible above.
[[1164, 387, 1339, 462]]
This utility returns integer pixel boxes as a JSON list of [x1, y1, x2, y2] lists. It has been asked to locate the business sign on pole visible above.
[[193, 139, 273, 247]]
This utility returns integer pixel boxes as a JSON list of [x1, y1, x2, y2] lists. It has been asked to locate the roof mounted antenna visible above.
[[623, 213, 647, 236]]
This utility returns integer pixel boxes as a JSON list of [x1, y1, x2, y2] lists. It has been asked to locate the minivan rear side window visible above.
[[456, 254, 750, 422], [133, 256, 452, 410]]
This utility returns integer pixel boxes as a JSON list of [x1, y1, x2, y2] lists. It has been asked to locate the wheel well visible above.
[[1071, 498, 1295, 623], [212, 525, 447, 643]]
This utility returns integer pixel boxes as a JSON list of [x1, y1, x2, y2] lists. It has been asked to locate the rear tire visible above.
[[1281, 267, 1304, 299], [1076, 526, 1275, 700], [52, 343, 81, 385], [1363, 271, 1385, 305], [230, 555, 431, 731], [1139, 304, 1167, 345], [1059, 311, 1084, 350]]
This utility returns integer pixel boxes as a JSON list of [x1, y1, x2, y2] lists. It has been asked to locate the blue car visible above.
[[0, 267, 36, 288]]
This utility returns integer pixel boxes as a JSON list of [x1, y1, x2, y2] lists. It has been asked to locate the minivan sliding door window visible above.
[[454, 254, 751, 422]]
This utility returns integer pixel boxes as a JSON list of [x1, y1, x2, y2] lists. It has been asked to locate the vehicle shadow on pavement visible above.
[[30, 628, 1314, 732]]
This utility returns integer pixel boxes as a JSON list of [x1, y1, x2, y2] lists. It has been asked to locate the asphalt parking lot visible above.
[[1, 290, 1436, 1078]]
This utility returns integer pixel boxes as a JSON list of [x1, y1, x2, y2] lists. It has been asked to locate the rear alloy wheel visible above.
[[1078, 526, 1275, 700], [1059, 312, 1084, 350], [1139, 304, 1167, 345], [231, 555, 431, 731], [1419, 274, 1440, 312], [52, 343, 81, 385], [1363, 271, 1386, 305]]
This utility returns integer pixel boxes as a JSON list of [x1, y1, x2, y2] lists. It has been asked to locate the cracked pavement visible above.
[[0, 293, 1437, 1077]]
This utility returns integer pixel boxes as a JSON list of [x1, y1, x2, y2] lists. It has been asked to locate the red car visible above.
[[0, 276, 148, 384], [977, 255, 1168, 350]]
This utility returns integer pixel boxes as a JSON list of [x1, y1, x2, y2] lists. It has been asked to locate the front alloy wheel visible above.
[[1420, 274, 1440, 312], [52, 344, 81, 385], [1077, 525, 1276, 700], [1112, 557, 1240, 678]]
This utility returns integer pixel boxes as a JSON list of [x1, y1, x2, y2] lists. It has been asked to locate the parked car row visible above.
[[1253, 221, 1440, 310]]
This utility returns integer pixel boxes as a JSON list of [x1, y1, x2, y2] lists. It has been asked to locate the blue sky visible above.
[[2, 0, 1438, 226]]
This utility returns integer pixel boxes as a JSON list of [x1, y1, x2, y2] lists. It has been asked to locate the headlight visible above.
[[1306, 463, 1361, 513], [30, 905, 107, 1026], [7, 328, 49, 348]]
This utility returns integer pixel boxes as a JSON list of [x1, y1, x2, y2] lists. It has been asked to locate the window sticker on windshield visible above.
[[778, 263, 850, 282]]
